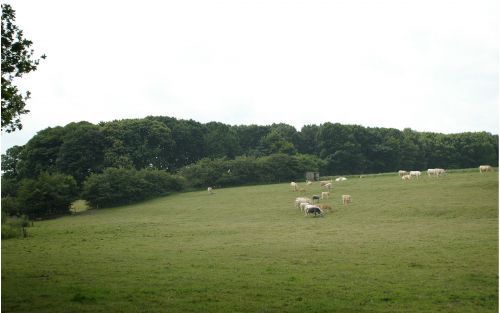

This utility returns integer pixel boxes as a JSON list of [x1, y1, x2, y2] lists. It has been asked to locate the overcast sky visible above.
[[1, 0, 498, 154]]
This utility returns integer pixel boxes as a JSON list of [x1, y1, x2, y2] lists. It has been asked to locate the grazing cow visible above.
[[428, 168, 446, 176], [312, 195, 321, 203], [304, 205, 324, 217], [323, 183, 333, 191], [398, 170, 409, 177], [207, 187, 214, 194], [435, 168, 446, 176], [427, 169, 438, 176], [342, 195, 352, 205], [409, 171, 421, 179], [402, 174, 411, 181], [300, 202, 310, 212], [295, 197, 311, 209], [321, 191, 330, 199], [479, 165, 493, 173]]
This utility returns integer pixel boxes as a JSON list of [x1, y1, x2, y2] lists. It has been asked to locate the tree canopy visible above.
[[1, 4, 45, 132], [2, 116, 498, 217]]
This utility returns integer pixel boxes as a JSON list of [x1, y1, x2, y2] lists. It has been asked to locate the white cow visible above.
[[321, 191, 330, 199], [402, 174, 411, 181], [398, 170, 409, 177], [323, 183, 333, 191], [409, 171, 421, 179], [295, 197, 312, 209], [436, 168, 446, 176], [479, 165, 493, 173], [427, 169, 438, 176], [427, 168, 445, 177], [300, 202, 310, 212], [335, 177, 347, 182], [207, 187, 214, 194]]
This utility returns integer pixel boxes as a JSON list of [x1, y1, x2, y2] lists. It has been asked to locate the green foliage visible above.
[[147, 116, 207, 170], [259, 129, 298, 155], [1, 4, 45, 132], [2, 116, 498, 193], [102, 119, 176, 170], [55, 122, 106, 184], [1, 214, 30, 239], [81, 168, 184, 208], [16, 126, 65, 179], [1, 196, 20, 216], [1, 145, 23, 178], [16, 172, 78, 218], [179, 153, 324, 188], [1, 177, 19, 197], [234, 124, 271, 156], [204, 122, 241, 158]]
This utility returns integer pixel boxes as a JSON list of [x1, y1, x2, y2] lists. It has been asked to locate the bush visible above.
[[2, 224, 22, 239], [1, 215, 31, 239], [17, 172, 79, 218], [82, 168, 184, 208], [138, 169, 185, 196]]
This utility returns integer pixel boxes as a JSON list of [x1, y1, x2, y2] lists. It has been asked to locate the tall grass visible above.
[[2, 171, 497, 312]]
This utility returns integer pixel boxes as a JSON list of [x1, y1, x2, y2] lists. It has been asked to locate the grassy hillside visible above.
[[2, 171, 498, 313]]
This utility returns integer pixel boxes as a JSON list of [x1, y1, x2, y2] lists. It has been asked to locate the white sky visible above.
[[1, 0, 498, 154]]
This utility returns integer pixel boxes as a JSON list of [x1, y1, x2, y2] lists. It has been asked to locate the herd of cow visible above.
[[291, 180, 351, 217], [399, 164, 494, 181], [292, 164, 495, 217], [397, 169, 446, 180], [206, 165, 494, 218]]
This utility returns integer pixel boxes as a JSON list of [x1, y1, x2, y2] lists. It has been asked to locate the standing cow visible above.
[[479, 165, 493, 173]]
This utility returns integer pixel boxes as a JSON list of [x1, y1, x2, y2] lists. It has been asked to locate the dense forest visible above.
[[2, 116, 498, 217]]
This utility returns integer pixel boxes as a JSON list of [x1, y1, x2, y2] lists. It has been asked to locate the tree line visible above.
[[2, 116, 498, 218]]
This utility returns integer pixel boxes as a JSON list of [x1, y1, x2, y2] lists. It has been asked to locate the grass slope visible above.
[[2, 171, 498, 313]]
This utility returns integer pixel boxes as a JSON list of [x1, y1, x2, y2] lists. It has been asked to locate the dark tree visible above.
[[234, 124, 271, 156], [101, 119, 175, 170], [1, 145, 23, 179], [17, 172, 78, 218], [1, 4, 45, 132], [204, 122, 241, 158], [16, 126, 65, 179], [55, 122, 106, 184], [147, 116, 207, 170], [258, 129, 297, 155]]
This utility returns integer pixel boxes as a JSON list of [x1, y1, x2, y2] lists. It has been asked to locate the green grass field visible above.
[[2, 170, 498, 313]]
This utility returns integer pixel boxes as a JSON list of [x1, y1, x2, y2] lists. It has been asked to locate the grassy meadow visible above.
[[2, 170, 498, 313]]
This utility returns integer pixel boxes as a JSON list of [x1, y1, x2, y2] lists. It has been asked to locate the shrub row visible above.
[[2, 172, 79, 218], [81, 168, 185, 208], [1, 153, 320, 218]]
